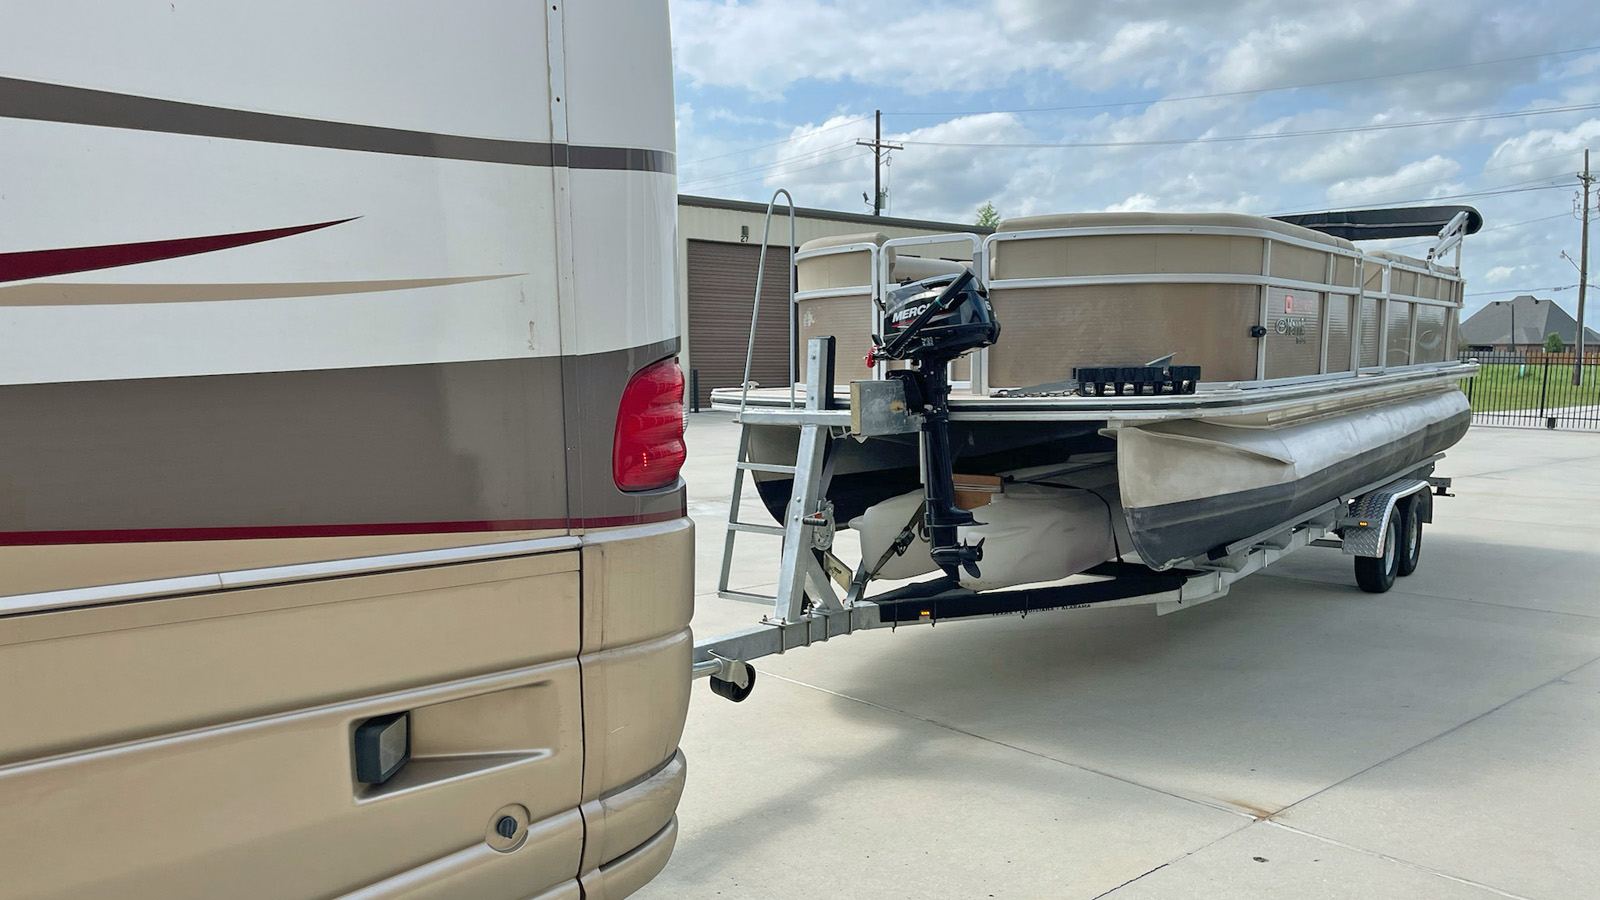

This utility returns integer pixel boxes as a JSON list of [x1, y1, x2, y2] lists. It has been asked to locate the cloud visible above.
[[1325, 156, 1464, 204], [670, 0, 1093, 100], [1486, 117, 1600, 170], [672, 0, 1600, 316]]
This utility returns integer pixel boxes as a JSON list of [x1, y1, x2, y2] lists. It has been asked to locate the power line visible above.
[[1466, 285, 1583, 296], [1386, 213, 1572, 252], [1271, 151, 1580, 214], [679, 115, 872, 167], [1274, 175, 1572, 218], [898, 102, 1600, 150], [886, 44, 1600, 118], [676, 45, 1599, 188], [680, 151, 864, 193], [1400, 181, 1572, 203], [679, 141, 857, 187]]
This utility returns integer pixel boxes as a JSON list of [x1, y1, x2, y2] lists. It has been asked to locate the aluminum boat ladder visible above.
[[716, 339, 846, 624]]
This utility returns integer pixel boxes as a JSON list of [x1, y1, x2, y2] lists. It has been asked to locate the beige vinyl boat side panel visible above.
[[987, 284, 1261, 385], [1268, 241, 1335, 284], [799, 292, 876, 386], [991, 232, 1265, 279], [794, 233, 886, 293], [998, 211, 1357, 251]]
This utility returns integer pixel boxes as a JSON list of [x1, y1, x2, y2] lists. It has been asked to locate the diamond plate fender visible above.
[[1340, 479, 1431, 557]]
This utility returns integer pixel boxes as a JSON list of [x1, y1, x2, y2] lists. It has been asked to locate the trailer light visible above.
[[1358, 521, 1369, 527], [614, 357, 687, 491]]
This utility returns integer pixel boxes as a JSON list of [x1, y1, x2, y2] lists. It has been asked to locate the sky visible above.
[[669, 0, 1600, 322]]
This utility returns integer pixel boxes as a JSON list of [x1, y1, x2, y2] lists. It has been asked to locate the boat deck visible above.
[[711, 361, 1477, 425]]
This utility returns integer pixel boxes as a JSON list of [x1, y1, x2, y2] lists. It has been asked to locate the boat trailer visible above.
[[691, 336, 1454, 703]]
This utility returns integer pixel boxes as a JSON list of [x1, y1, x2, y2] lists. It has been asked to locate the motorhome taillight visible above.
[[613, 357, 687, 491]]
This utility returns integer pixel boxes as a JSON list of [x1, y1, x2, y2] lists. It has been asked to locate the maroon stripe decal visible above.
[[0, 508, 686, 547], [0, 218, 355, 284]]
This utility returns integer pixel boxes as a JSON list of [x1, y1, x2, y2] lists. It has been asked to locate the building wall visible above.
[[675, 199, 981, 386]]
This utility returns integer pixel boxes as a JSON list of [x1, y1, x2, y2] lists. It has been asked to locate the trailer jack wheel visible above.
[[709, 663, 756, 703]]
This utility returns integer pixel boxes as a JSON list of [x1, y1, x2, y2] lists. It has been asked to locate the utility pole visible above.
[[856, 110, 902, 216], [1576, 148, 1594, 386]]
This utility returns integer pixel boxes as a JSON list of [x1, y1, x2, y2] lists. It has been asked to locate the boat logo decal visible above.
[[1275, 315, 1311, 343], [892, 302, 933, 324]]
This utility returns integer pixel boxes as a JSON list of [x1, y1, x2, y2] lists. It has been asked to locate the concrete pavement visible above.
[[638, 416, 1600, 900]]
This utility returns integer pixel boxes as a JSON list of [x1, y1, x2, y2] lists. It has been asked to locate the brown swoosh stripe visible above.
[[0, 77, 675, 173], [0, 219, 354, 284], [0, 275, 520, 306]]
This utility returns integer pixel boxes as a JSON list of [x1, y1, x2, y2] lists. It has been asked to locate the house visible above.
[[1458, 294, 1600, 353]]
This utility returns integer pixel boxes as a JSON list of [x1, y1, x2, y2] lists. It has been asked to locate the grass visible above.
[[1461, 362, 1600, 414]]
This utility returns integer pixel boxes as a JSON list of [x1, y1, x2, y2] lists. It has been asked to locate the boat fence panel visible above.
[[1360, 296, 1384, 368], [782, 215, 1470, 400], [1414, 305, 1450, 364], [1264, 287, 1323, 379], [1326, 294, 1354, 374], [1387, 300, 1415, 366]]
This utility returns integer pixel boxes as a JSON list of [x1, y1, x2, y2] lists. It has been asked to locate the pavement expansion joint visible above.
[[1271, 651, 1600, 821], [1089, 820, 1258, 899], [1264, 822, 1539, 900]]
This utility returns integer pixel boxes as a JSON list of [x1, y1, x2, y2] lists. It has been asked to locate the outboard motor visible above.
[[868, 270, 1000, 578]]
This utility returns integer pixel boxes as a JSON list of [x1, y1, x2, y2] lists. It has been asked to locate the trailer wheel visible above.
[[1396, 498, 1422, 577], [709, 665, 756, 703], [1354, 518, 1399, 593]]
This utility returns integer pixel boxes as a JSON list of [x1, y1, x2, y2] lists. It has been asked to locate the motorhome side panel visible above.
[[0, 2, 689, 899]]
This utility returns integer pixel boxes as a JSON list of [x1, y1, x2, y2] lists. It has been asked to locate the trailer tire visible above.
[[1354, 518, 1399, 593], [1396, 498, 1422, 577]]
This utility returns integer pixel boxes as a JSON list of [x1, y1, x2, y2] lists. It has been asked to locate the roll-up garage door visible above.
[[686, 240, 794, 408]]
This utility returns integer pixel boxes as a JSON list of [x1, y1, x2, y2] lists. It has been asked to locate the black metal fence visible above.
[[1457, 351, 1600, 430]]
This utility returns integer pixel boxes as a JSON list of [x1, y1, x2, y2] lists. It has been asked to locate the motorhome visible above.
[[0, 3, 690, 898]]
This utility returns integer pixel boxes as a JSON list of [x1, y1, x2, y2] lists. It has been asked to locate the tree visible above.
[[1545, 332, 1566, 353], [975, 202, 1001, 229]]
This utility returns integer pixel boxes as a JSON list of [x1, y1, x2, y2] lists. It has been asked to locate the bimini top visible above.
[[1272, 205, 1484, 241], [998, 210, 1357, 251]]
